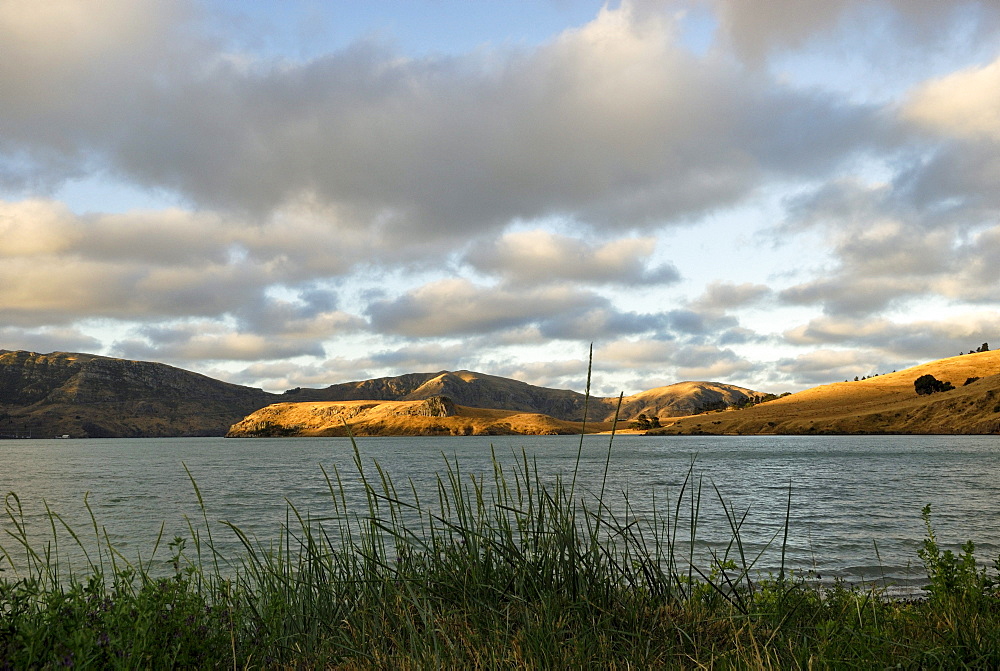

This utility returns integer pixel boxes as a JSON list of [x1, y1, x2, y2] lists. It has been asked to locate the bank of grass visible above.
[[2, 439, 1000, 668]]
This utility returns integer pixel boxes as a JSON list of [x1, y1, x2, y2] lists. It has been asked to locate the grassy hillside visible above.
[[227, 397, 614, 437], [652, 350, 1000, 435]]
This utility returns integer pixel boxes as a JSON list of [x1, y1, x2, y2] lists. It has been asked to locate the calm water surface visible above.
[[2, 434, 998, 591]]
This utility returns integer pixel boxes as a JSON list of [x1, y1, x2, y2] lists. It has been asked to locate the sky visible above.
[[2, 0, 1000, 397]]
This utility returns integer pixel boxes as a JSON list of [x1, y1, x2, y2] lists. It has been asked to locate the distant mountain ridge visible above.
[[0, 350, 762, 438]]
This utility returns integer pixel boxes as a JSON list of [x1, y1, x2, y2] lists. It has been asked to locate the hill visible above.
[[651, 350, 1000, 435], [297, 370, 759, 423], [0, 350, 763, 438], [0, 350, 279, 437], [616, 381, 760, 420], [295, 370, 594, 420], [226, 397, 610, 437]]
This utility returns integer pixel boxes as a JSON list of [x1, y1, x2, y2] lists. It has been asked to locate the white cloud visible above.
[[367, 279, 606, 337], [904, 55, 1000, 141], [465, 230, 679, 286]]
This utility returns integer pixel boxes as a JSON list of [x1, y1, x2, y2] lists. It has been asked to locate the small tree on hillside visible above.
[[914, 374, 955, 395], [632, 413, 652, 431]]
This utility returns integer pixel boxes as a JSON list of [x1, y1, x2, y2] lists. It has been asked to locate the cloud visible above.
[[904, 55, 1000, 141], [538, 307, 669, 340], [233, 290, 365, 338], [774, 348, 887, 385], [112, 321, 326, 363], [776, 150, 1000, 316], [664, 309, 738, 336], [487, 358, 593, 390], [784, 313, 1000, 361], [464, 230, 679, 286], [0, 327, 104, 355], [2, 1, 887, 243], [4, 0, 1000, 394], [366, 275, 676, 340], [692, 281, 772, 311], [595, 339, 677, 367], [0, 0, 190, 189], [709, 0, 997, 64], [0, 197, 385, 327], [670, 343, 757, 380]]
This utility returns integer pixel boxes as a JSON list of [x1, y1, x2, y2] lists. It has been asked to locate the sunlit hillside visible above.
[[227, 397, 614, 437], [652, 350, 1000, 435]]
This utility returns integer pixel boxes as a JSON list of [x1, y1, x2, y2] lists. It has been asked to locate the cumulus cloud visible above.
[[670, 343, 757, 380], [0, 327, 104, 355], [709, 0, 997, 64], [539, 307, 668, 340], [595, 339, 677, 367], [233, 290, 365, 338], [690, 281, 772, 314], [784, 313, 1000, 361], [774, 348, 887, 386], [366, 278, 666, 339], [0, 197, 385, 329], [664, 308, 737, 336], [464, 230, 679, 286], [2, 1, 888, 241], [778, 164, 1000, 316], [904, 55, 1000, 141], [0, 0, 189, 189], [112, 321, 327, 363]]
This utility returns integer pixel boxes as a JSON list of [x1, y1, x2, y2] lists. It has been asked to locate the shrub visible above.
[[914, 374, 955, 395]]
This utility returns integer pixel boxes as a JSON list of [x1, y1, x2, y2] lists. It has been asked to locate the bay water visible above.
[[2, 434, 998, 593]]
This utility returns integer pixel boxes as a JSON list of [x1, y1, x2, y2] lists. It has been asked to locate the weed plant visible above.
[[3, 434, 1000, 667]]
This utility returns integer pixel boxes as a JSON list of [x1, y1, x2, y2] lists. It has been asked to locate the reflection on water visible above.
[[2, 434, 998, 590]]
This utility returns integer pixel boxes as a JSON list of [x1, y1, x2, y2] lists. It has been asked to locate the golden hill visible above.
[[652, 350, 1000, 435], [613, 381, 759, 420], [227, 396, 614, 437]]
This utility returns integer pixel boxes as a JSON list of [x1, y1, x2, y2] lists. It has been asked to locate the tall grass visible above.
[[3, 433, 1000, 667]]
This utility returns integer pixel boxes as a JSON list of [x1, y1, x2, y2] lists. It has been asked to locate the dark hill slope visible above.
[[0, 350, 278, 437]]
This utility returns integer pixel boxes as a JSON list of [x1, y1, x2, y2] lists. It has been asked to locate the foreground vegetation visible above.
[[3, 436, 1000, 668]]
